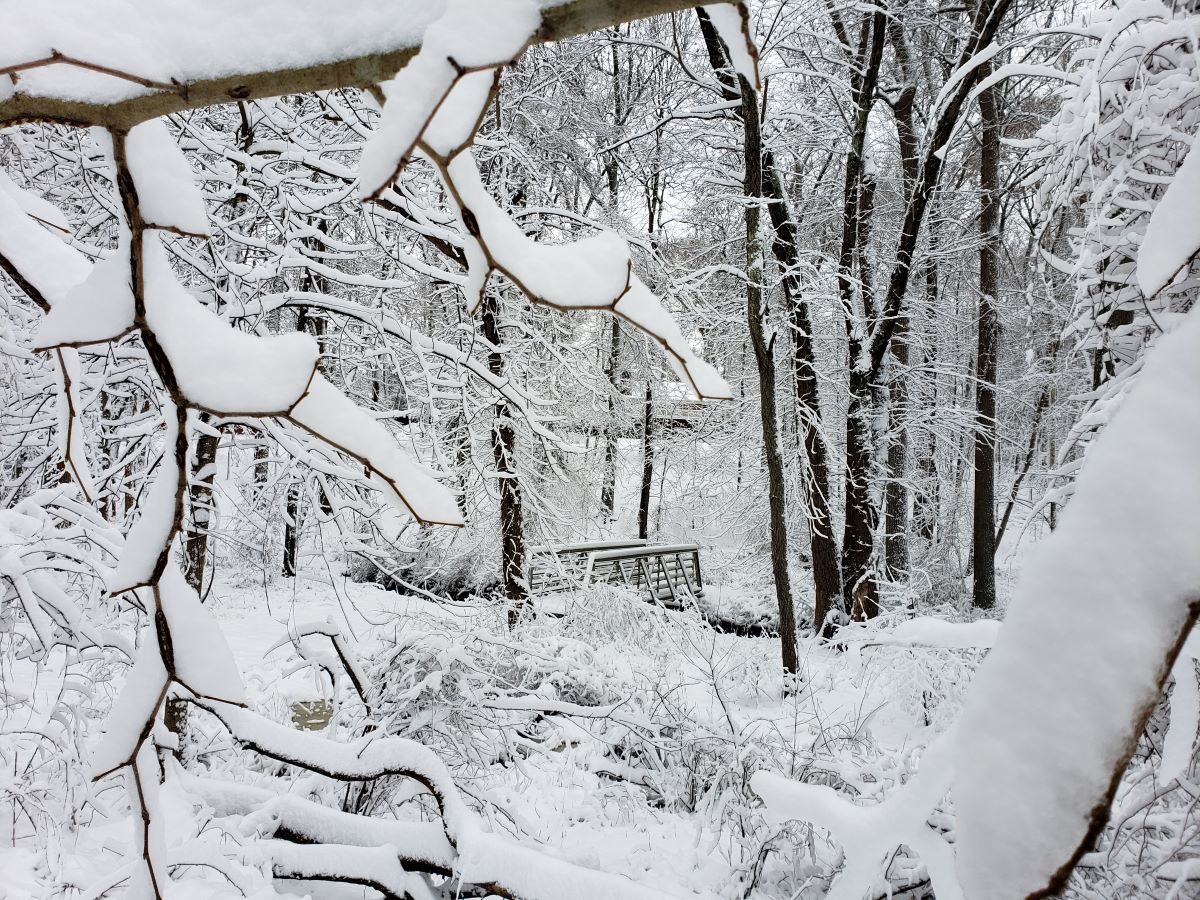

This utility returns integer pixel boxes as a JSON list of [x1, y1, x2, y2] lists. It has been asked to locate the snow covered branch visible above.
[[0, 0, 705, 130]]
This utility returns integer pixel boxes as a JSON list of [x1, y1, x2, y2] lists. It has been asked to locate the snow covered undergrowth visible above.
[[0, 570, 975, 899], [3, 563, 1196, 899]]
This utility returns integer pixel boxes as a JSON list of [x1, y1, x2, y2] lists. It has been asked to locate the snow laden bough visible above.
[[751, 282, 1200, 900], [359, 0, 748, 402], [950, 292, 1200, 895], [0, 3, 753, 900]]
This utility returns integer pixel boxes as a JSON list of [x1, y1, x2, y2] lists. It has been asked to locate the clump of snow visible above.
[[703, 3, 760, 89], [34, 241, 134, 348], [157, 565, 245, 705], [142, 232, 319, 413], [0, 170, 72, 238], [358, 0, 539, 198], [288, 373, 463, 526], [753, 739, 959, 900], [125, 120, 209, 235], [953, 305, 1200, 900], [0, 0, 441, 107], [837, 616, 1001, 650], [442, 152, 732, 401], [110, 408, 180, 593], [1137, 136, 1200, 297], [1160, 635, 1199, 784], [91, 623, 167, 777], [0, 175, 90, 310]]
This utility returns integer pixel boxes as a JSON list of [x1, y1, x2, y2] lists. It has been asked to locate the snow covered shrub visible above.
[[865, 645, 978, 731], [345, 528, 495, 601], [0, 490, 126, 848], [1033, 0, 1200, 507]]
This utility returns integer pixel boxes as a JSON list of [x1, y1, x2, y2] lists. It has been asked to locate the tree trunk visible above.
[[842, 369, 880, 619], [480, 293, 527, 626], [740, 74, 798, 675], [761, 156, 843, 632], [600, 318, 622, 522], [972, 64, 1001, 610], [837, 10, 886, 621], [282, 484, 300, 577], [697, 11, 837, 635], [637, 381, 654, 540], [914, 256, 940, 542], [882, 19, 919, 583], [884, 314, 910, 580], [184, 420, 219, 595]]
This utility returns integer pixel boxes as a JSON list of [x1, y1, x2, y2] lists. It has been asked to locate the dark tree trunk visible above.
[[884, 314, 910, 580], [600, 319, 622, 522], [837, 9, 886, 621], [637, 382, 654, 540], [882, 20, 919, 582], [282, 485, 300, 577], [480, 293, 527, 626], [762, 156, 843, 632], [972, 64, 1001, 610], [914, 256, 940, 542], [184, 420, 219, 595], [253, 441, 268, 489], [697, 7, 820, 644], [740, 74, 799, 675], [842, 370, 880, 619]]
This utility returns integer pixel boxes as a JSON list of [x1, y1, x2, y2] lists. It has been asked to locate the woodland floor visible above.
[[0, 549, 1025, 900]]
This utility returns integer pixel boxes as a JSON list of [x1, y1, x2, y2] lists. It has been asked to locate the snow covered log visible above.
[[0, 0, 708, 130]]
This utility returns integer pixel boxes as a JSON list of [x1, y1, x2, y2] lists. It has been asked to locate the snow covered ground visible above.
[[191, 574, 991, 898]]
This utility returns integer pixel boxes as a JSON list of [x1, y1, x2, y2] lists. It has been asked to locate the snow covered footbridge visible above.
[[528, 539, 704, 608]]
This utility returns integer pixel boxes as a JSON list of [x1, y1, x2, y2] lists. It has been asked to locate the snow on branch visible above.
[[1160, 633, 1200, 784], [264, 839, 436, 900], [187, 776, 456, 873], [952, 305, 1200, 900], [188, 696, 469, 828], [288, 374, 464, 526], [358, 0, 540, 200], [0, 0, 704, 129], [701, 3, 759, 89], [0, 176, 101, 497], [269, 617, 371, 705], [1137, 135, 1200, 298], [361, 1, 735, 401], [752, 740, 961, 900]]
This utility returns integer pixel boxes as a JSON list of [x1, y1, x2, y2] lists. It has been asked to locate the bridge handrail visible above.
[[529, 539, 649, 558], [588, 543, 699, 562]]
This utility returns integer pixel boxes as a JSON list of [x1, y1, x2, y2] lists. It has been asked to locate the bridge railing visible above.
[[528, 540, 704, 608], [526, 539, 648, 595]]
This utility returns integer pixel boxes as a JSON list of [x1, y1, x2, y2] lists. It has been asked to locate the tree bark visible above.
[[0, 0, 710, 130], [837, 9, 886, 621], [184, 420, 219, 595], [914, 255, 940, 543], [884, 315, 910, 580], [740, 73, 799, 675], [480, 293, 527, 626], [697, 7, 836, 638], [972, 63, 1001, 610], [637, 381, 654, 540], [282, 485, 300, 577], [600, 318, 622, 522], [762, 155, 843, 632], [882, 19, 919, 582]]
